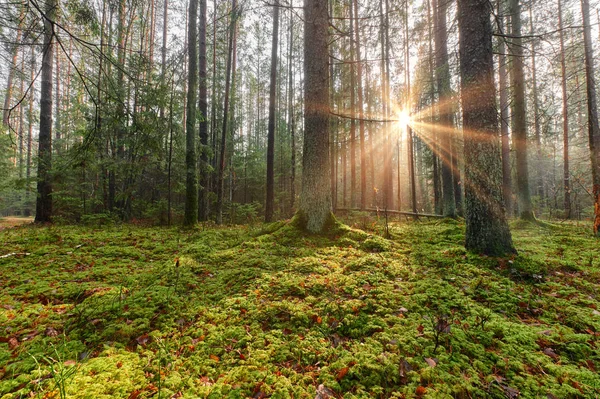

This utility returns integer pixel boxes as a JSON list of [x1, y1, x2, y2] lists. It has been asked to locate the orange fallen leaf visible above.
[[336, 367, 349, 380], [209, 354, 220, 362]]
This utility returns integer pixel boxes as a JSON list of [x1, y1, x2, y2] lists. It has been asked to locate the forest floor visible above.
[[0, 217, 33, 231], [0, 216, 599, 399]]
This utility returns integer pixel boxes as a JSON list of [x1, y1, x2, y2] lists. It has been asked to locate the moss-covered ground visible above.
[[1, 217, 599, 398]]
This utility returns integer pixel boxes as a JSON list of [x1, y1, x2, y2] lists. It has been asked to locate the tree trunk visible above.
[[2, 6, 24, 127], [581, 0, 600, 235], [297, 0, 332, 233], [429, 0, 441, 215], [25, 49, 35, 217], [35, 0, 57, 223], [289, 5, 296, 214], [198, 0, 209, 221], [265, 0, 280, 222], [352, 0, 367, 211], [558, 0, 571, 218], [404, 1, 417, 215], [216, 0, 237, 225], [497, 2, 512, 216], [509, 0, 534, 220], [458, 0, 515, 255], [349, 0, 357, 209], [434, 0, 456, 217], [184, 0, 199, 226], [529, 7, 543, 200]]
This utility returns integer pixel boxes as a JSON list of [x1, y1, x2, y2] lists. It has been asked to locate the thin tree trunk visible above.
[[349, 0, 357, 209], [2, 6, 24, 127], [160, 0, 168, 120], [405, 2, 417, 215], [352, 0, 366, 211], [54, 41, 61, 152], [558, 0, 571, 218], [509, 0, 534, 220], [25, 48, 35, 218], [529, 6, 543, 200], [498, 1, 512, 216], [216, 0, 237, 225], [265, 0, 280, 222], [289, 5, 296, 213]]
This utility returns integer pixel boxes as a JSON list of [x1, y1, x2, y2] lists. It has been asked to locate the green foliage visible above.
[[1, 220, 599, 398]]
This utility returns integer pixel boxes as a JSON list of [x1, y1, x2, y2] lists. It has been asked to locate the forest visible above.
[[1, 0, 600, 397]]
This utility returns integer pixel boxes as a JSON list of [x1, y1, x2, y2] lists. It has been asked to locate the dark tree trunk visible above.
[[581, 0, 600, 235], [458, 0, 515, 255], [35, 0, 57, 223], [429, 0, 441, 215], [434, 0, 456, 217], [184, 0, 199, 226], [265, 0, 280, 222], [198, 0, 209, 221], [297, 0, 332, 233]]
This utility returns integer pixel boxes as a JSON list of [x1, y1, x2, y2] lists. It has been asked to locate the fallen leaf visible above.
[[416, 386, 427, 397], [209, 354, 220, 362], [136, 334, 150, 346], [127, 390, 141, 399], [336, 367, 349, 380], [424, 357, 437, 368], [8, 337, 18, 350], [543, 347, 559, 360]]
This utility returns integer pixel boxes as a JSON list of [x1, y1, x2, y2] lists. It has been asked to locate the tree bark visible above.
[[2, 6, 24, 127], [216, 0, 237, 225], [434, 0, 456, 217], [184, 0, 199, 226], [35, 0, 57, 223], [509, 0, 534, 220], [265, 0, 280, 222], [529, 7, 543, 200], [581, 0, 600, 235], [198, 0, 209, 221], [352, 0, 366, 211], [558, 0, 571, 218], [297, 0, 332, 233], [497, 1, 513, 216], [458, 0, 515, 255]]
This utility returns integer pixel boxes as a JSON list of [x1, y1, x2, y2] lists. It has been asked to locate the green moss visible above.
[[1, 220, 599, 398]]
